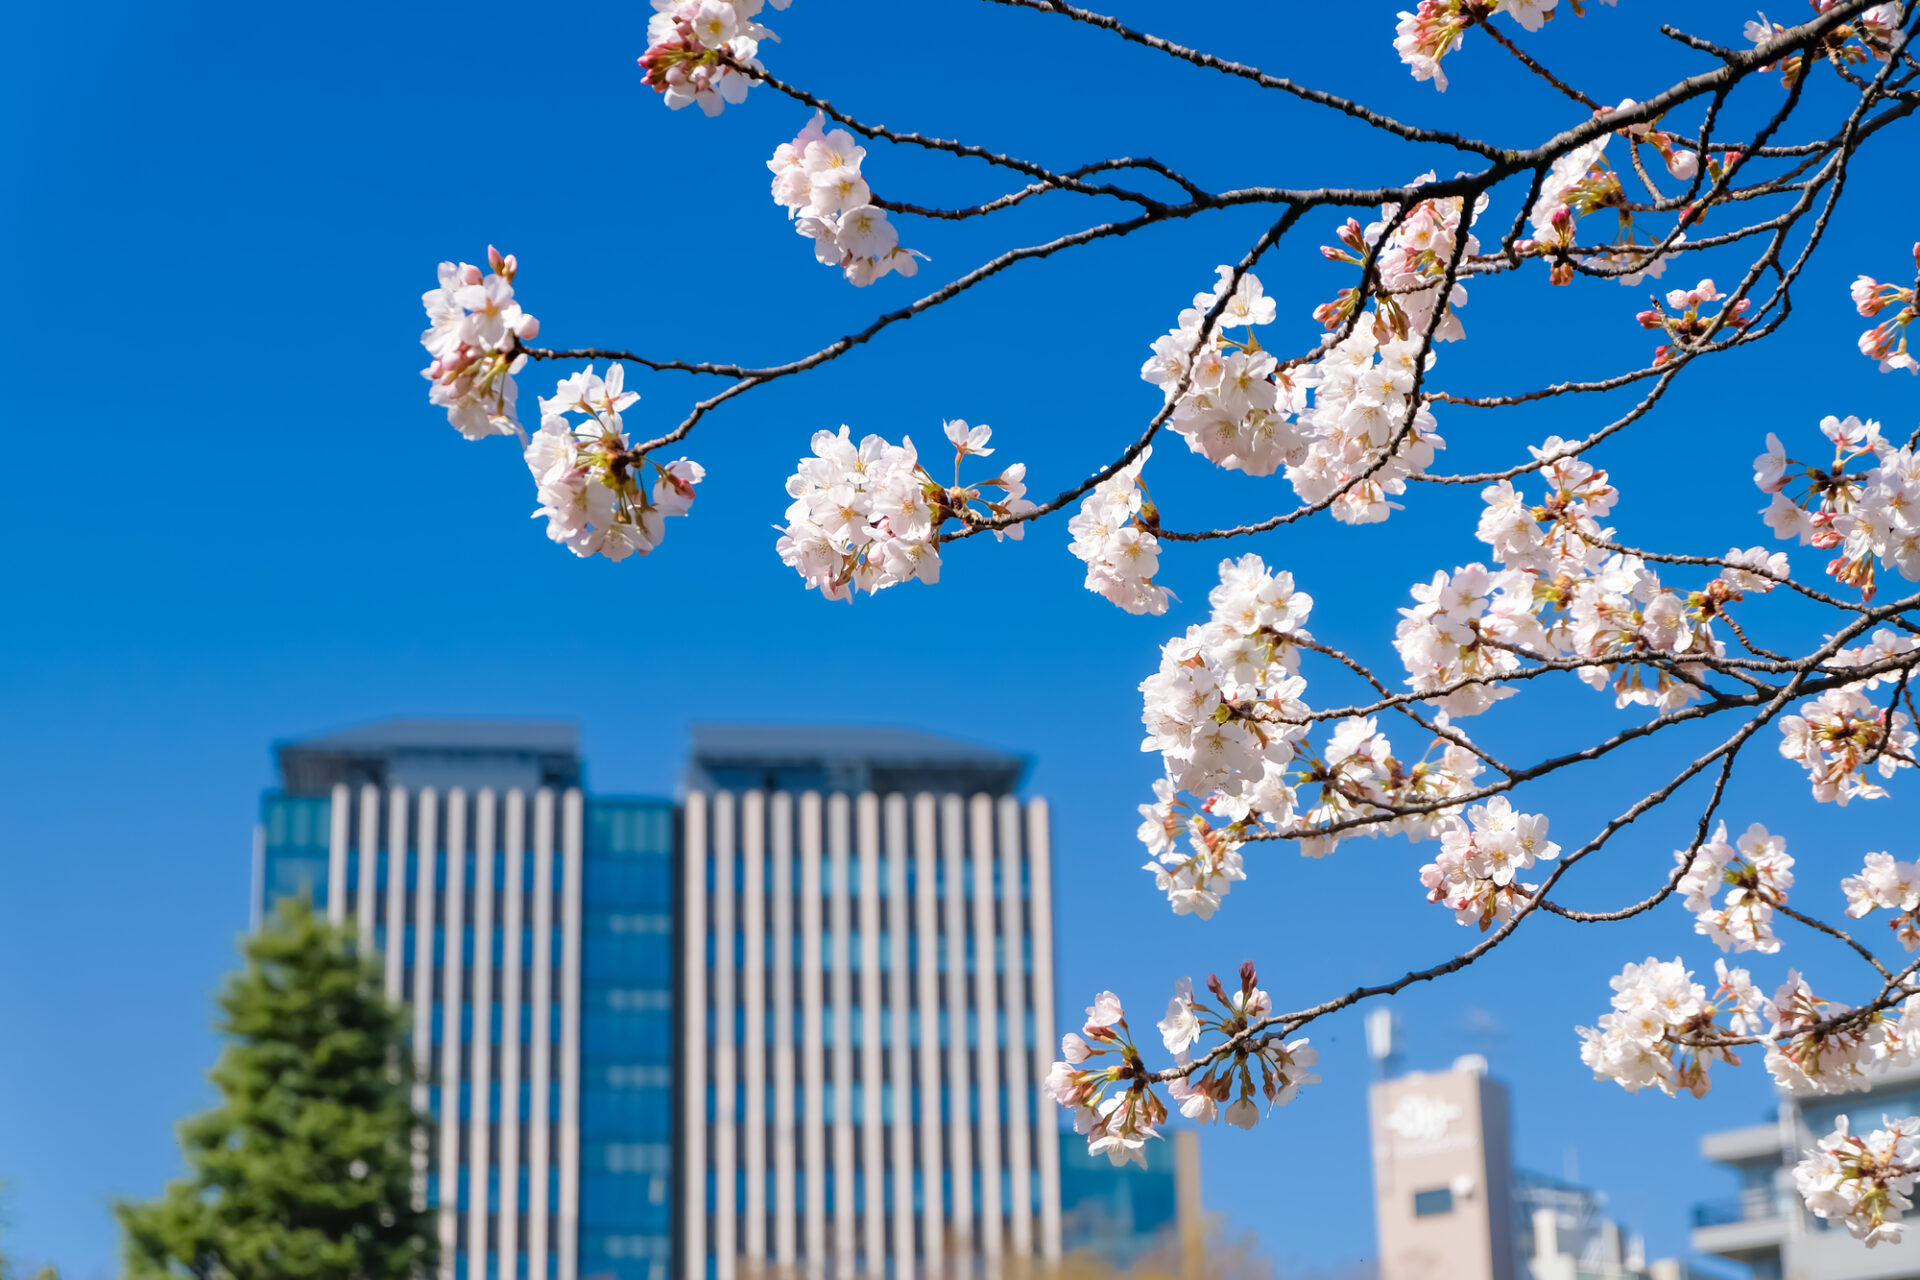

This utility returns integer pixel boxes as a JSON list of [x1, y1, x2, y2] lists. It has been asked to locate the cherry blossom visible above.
[[776, 421, 1031, 599], [1841, 851, 1920, 951], [1418, 797, 1560, 929], [639, 0, 791, 117], [1778, 687, 1917, 804], [1765, 970, 1882, 1095], [1635, 278, 1751, 366], [1675, 822, 1793, 954], [420, 248, 540, 440], [768, 111, 926, 285], [526, 365, 703, 562], [1046, 992, 1165, 1168], [1067, 447, 1170, 615], [1797, 1115, 1920, 1247], [1852, 244, 1919, 374], [1576, 956, 1754, 1098]]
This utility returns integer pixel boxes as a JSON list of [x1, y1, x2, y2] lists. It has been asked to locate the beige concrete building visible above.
[[1370, 1057, 1519, 1280], [1369, 1055, 1686, 1280]]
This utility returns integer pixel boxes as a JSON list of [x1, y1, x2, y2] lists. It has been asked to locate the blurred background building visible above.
[[258, 720, 676, 1280], [255, 718, 1204, 1280], [1692, 1062, 1920, 1280], [1365, 1014, 1686, 1280], [680, 727, 1057, 1280]]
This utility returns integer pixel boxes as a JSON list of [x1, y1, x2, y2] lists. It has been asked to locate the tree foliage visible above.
[[116, 898, 435, 1280]]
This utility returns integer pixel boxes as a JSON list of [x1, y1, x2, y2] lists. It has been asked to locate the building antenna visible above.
[[1366, 1007, 1403, 1080]]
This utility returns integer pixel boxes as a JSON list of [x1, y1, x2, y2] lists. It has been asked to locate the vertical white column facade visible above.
[[437, 789, 469, 1277], [799, 793, 827, 1280], [412, 788, 441, 1176], [356, 784, 381, 947], [856, 795, 885, 1277], [499, 789, 527, 1280], [557, 790, 583, 1280], [826, 794, 855, 1280], [771, 792, 798, 1271], [527, 789, 555, 1280], [883, 796, 915, 1280], [326, 784, 350, 926], [911, 794, 946, 1280], [713, 793, 738, 1280], [1027, 799, 1063, 1264], [690, 787, 1056, 1280], [940, 795, 976, 1271], [997, 797, 1032, 1261], [968, 795, 1003, 1276], [384, 787, 409, 1002], [742, 792, 769, 1268], [681, 792, 710, 1280], [324, 783, 584, 1280], [467, 790, 497, 1276]]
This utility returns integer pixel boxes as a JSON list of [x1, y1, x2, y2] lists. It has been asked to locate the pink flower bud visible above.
[[488, 244, 506, 273], [514, 314, 540, 341], [460, 263, 483, 286]]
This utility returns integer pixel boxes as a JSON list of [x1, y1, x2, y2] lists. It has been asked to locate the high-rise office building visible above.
[[256, 720, 676, 1280], [679, 726, 1062, 1280], [256, 719, 1185, 1280]]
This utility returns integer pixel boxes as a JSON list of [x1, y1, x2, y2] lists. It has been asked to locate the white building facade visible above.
[[319, 781, 586, 1280], [1693, 1062, 1920, 1280], [681, 789, 1064, 1280]]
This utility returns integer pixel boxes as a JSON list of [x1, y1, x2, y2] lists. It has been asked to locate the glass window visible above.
[[1413, 1187, 1453, 1217]]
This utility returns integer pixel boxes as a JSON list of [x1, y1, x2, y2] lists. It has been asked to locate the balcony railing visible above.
[[1692, 1187, 1783, 1227]]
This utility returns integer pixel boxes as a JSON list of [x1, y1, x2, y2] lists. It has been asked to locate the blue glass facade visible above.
[[260, 792, 332, 911], [579, 798, 678, 1280], [1057, 1129, 1178, 1268]]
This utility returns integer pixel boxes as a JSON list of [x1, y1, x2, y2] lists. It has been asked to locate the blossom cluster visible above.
[[1779, 686, 1917, 804], [1852, 245, 1918, 375], [420, 249, 539, 440], [526, 365, 703, 561], [1676, 823, 1793, 954], [1046, 993, 1164, 1168], [1758, 416, 1920, 599], [1797, 1116, 1920, 1246], [1067, 447, 1170, 616], [1843, 852, 1920, 951], [1047, 966, 1318, 1166], [1522, 107, 1700, 288], [1636, 278, 1751, 367], [1393, 0, 1615, 91], [1157, 965, 1319, 1130], [1397, 443, 1762, 716], [1747, 4, 1906, 87], [1138, 555, 1487, 916], [1140, 264, 1447, 529], [776, 421, 1030, 599], [769, 112, 924, 286], [1616, 98, 1700, 183], [1315, 176, 1482, 344], [1417, 796, 1560, 929], [1582, 950, 1920, 1103], [639, 0, 789, 117], [1576, 956, 1768, 1097]]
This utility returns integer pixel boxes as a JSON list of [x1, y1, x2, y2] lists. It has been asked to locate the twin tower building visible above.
[[252, 720, 1102, 1280]]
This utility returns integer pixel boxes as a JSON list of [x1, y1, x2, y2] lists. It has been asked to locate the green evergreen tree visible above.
[[117, 897, 436, 1280]]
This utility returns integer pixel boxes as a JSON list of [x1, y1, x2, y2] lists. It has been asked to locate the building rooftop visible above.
[[275, 717, 582, 795], [685, 723, 1029, 797]]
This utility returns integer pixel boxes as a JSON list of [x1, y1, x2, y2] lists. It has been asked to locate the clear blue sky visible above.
[[4, 3, 1917, 1277]]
